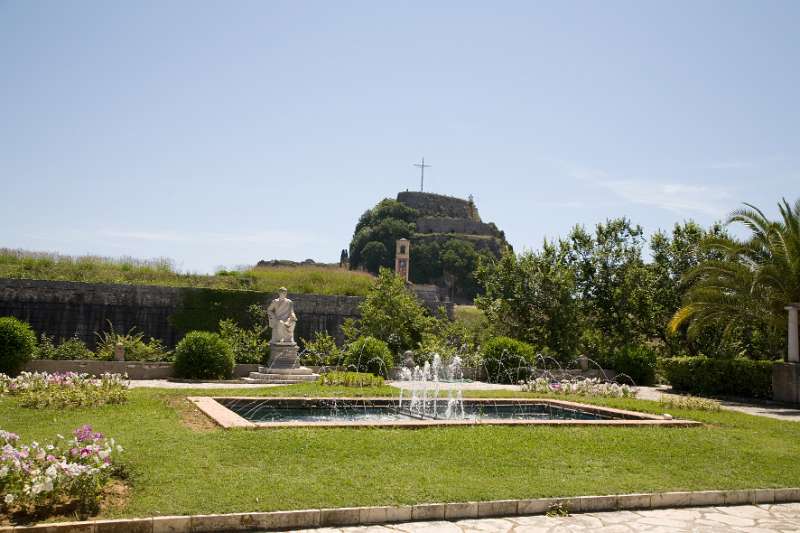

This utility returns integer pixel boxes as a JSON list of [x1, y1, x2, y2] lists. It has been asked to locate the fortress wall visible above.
[[396, 191, 481, 221]]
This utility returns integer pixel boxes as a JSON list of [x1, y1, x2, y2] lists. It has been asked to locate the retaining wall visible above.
[[0, 279, 361, 349]]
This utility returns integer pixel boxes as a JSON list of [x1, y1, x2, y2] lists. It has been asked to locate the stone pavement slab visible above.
[[292, 503, 800, 532]]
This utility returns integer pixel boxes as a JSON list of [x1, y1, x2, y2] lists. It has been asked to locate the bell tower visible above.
[[395, 238, 410, 282]]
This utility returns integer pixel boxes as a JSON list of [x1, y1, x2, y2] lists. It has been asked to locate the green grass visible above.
[[2, 384, 799, 521], [0, 248, 375, 296]]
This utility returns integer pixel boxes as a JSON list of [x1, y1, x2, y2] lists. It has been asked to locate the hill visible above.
[[347, 192, 511, 301]]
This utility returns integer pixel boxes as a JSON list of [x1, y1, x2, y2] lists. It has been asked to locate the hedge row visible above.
[[660, 356, 775, 399]]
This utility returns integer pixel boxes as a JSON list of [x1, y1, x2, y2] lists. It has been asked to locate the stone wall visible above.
[[0, 279, 362, 348], [397, 191, 481, 221], [415, 217, 501, 237]]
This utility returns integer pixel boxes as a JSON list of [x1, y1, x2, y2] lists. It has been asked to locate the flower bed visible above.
[[523, 377, 636, 398], [0, 372, 128, 408], [0, 426, 123, 515]]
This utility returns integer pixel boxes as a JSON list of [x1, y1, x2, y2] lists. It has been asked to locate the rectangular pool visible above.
[[189, 397, 700, 429]]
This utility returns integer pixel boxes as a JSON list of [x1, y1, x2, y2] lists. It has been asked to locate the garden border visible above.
[[188, 396, 702, 429], [2, 488, 798, 532]]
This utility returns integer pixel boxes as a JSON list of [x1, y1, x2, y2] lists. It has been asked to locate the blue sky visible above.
[[1, 1, 798, 273]]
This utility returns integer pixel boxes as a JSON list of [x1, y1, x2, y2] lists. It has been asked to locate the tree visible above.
[[566, 218, 653, 349], [670, 198, 800, 359], [650, 221, 727, 354], [353, 268, 433, 354], [441, 239, 482, 299], [361, 241, 388, 274], [476, 244, 579, 359], [349, 217, 413, 271], [410, 241, 442, 284]]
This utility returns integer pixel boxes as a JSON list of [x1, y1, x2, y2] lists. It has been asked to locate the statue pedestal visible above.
[[242, 342, 319, 384], [268, 342, 300, 369]]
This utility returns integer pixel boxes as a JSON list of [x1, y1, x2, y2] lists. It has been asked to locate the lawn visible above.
[[2, 384, 799, 521]]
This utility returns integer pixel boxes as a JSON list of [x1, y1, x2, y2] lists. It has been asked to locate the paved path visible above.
[[292, 503, 800, 532], [128, 380, 280, 389], [389, 381, 520, 392], [637, 385, 800, 422]]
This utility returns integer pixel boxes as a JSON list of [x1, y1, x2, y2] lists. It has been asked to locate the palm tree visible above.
[[669, 198, 800, 358]]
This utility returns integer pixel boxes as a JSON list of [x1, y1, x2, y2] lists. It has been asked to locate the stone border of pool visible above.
[[2, 488, 798, 532], [187, 396, 701, 429]]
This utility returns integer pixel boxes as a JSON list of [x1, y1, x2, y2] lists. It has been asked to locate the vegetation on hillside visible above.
[[0, 249, 375, 296], [347, 198, 504, 300]]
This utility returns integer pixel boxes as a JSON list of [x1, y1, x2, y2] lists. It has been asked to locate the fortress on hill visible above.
[[396, 191, 508, 258]]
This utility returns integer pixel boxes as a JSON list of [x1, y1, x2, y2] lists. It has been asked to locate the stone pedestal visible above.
[[268, 342, 300, 369], [772, 363, 800, 404], [242, 342, 319, 384]]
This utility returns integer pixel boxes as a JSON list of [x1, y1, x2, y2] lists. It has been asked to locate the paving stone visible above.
[[701, 512, 757, 527], [410, 504, 446, 521], [321, 507, 363, 527], [476, 500, 517, 518], [444, 502, 478, 520], [360, 505, 412, 524], [152, 516, 191, 533], [454, 518, 516, 531]]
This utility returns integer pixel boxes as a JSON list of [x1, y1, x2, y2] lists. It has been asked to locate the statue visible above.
[[267, 287, 297, 344]]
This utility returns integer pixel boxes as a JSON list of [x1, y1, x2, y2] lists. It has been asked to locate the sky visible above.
[[1, 1, 798, 273]]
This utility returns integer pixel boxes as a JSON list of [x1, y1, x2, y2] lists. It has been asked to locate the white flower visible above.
[[4, 493, 14, 504], [0, 466, 8, 478]]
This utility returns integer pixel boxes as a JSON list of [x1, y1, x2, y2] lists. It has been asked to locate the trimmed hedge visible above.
[[343, 336, 394, 377], [613, 345, 657, 386], [0, 317, 37, 375], [174, 331, 235, 380], [661, 356, 774, 399], [481, 336, 536, 384]]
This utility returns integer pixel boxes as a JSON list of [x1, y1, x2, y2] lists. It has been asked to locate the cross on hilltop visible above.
[[413, 157, 431, 192]]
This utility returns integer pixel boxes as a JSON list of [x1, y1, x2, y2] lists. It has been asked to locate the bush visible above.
[[95, 322, 172, 362], [218, 318, 270, 364], [34, 334, 94, 360], [319, 371, 385, 387], [613, 345, 657, 385], [174, 331, 234, 380], [300, 330, 342, 366], [343, 336, 393, 377], [0, 317, 37, 375], [0, 425, 122, 515], [660, 356, 774, 399], [481, 336, 536, 383]]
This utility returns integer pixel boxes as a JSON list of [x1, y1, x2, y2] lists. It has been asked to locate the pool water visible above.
[[217, 399, 611, 423]]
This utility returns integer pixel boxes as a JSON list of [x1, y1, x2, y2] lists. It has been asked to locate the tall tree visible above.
[[670, 198, 800, 359], [476, 244, 579, 359]]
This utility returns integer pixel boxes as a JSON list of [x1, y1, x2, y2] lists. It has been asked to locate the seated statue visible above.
[[267, 287, 297, 344]]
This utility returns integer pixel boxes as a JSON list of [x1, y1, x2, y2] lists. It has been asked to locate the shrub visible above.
[[300, 330, 342, 366], [174, 331, 234, 380], [319, 371, 385, 387], [95, 321, 172, 362], [34, 334, 94, 360], [218, 317, 270, 364], [660, 356, 774, 399], [612, 345, 657, 385], [481, 336, 536, 383], [0, 317, 37, 375], [0, 425, 122, 515], [343, 336, 393, 377]]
